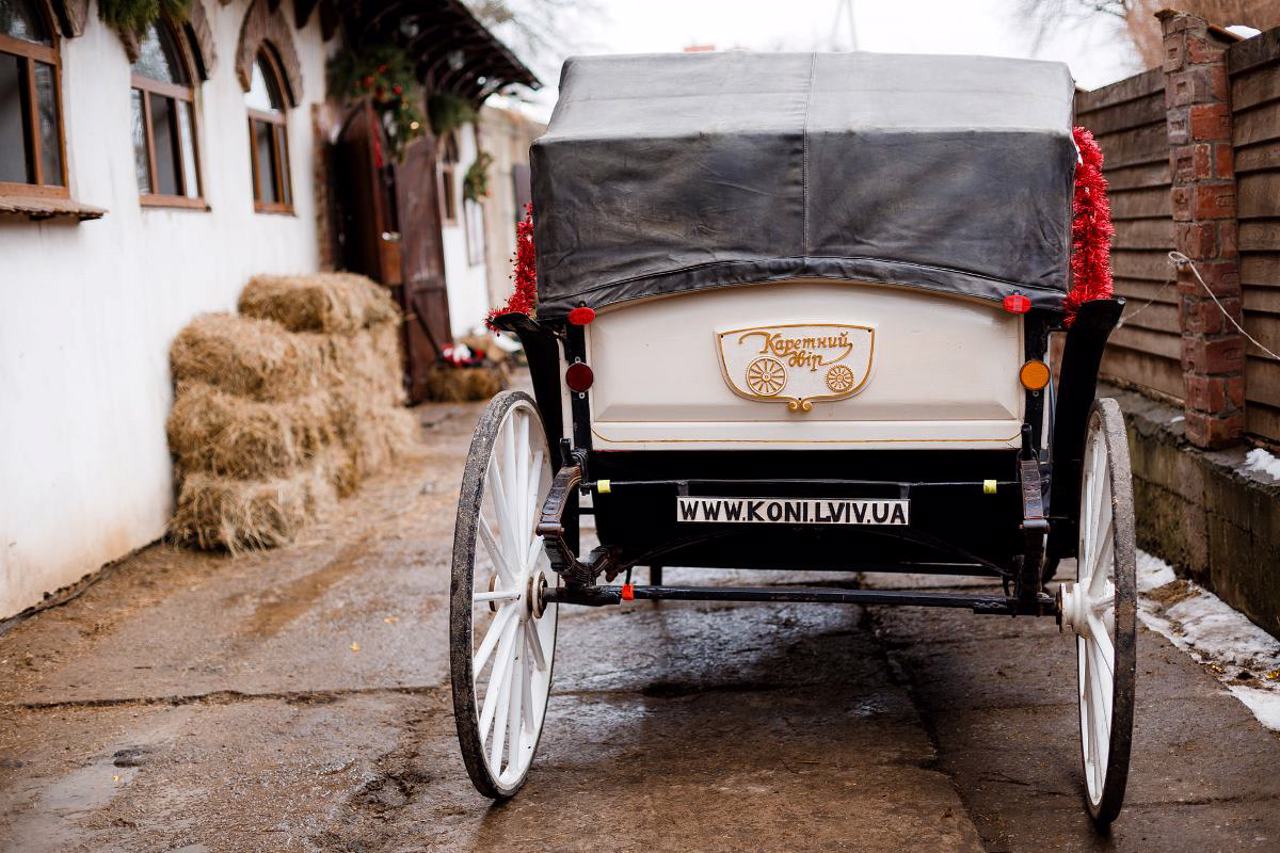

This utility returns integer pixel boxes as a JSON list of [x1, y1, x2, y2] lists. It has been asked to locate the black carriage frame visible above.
[[492, 295, 1123, 620]]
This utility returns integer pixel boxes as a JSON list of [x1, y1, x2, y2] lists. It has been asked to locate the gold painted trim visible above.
[[715, 322, 876, 413]]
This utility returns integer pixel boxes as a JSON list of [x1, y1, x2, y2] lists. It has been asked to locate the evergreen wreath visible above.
[[463, 151, 494, 203], [427, 92, 476, 138], [328, 44, 426, 161], [98, 0, 190, 38]]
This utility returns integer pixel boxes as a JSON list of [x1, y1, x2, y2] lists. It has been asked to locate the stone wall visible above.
[[1110, 384, 1280, 636]]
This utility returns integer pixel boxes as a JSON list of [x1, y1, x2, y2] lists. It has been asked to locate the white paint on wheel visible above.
[[465, 400, 557, 790]]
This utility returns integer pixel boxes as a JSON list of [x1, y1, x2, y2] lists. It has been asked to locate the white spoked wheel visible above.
[[1059, 398, 1136, 826], [450, 391, 557, 799]]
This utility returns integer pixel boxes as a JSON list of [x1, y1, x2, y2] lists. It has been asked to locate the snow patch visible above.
[[1225, 24, 1263, 40], [1136, 551, 1280, 732], [1136, 552, 1176, 590], [1242, 447, 1280, 482], [1228, 686, 1280, 731]]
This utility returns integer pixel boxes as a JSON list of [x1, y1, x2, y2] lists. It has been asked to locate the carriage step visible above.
[[543, 584, 1056, 615]]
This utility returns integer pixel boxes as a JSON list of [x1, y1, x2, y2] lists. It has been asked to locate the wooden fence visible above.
[[1075, 27, 1280, 444], [1075, 69, 1182, 402], [1229, 29, 1280, 444]]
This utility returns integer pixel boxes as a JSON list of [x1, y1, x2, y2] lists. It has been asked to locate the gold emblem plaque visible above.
[[716, 323, 875, 412]]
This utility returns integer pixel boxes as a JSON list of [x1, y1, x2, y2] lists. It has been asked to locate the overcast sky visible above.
[[497, 0, 1145, 117]]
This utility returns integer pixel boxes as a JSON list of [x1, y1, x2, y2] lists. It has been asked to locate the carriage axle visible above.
[[542, 583, 1057, 616]]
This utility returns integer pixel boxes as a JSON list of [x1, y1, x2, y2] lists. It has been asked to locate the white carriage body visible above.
[[579, 279, 1025, 451]]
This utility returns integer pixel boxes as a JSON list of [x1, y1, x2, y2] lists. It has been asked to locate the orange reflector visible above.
[[1020, 359, 1051, 391]]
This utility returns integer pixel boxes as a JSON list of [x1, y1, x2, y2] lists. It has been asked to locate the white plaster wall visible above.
[[0, 0, 331, 617], [440, 122, 491, 338]]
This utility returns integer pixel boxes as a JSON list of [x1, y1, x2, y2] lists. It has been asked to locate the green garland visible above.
[[328, 44, 426, 161], [463, 151, 494, 203], [428, 93, 476, 138], [98, 0, 190, 38]]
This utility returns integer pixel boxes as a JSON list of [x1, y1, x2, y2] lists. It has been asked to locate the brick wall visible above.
[[1076, 14, 1280, 448]]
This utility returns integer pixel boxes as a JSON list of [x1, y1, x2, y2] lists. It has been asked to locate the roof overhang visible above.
[[301, 0, 538, 103]]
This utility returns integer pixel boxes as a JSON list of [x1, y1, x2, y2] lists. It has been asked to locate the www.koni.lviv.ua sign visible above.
[[716, 323, 875, 412]]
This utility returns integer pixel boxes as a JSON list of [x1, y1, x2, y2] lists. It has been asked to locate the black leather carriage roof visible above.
[[530, 51, 1077, 320]]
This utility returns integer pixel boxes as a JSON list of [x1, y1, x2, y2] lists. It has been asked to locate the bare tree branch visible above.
[[1018, 0, 1280, 69]]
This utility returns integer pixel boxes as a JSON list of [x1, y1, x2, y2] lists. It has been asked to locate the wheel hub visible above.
[[1058, 579, 1115, 638], [1059, 581, 1090, 637], [528, 571, 549, 619]]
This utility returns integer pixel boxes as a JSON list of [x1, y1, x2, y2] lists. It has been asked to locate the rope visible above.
[[1114, 276, 1175, 329], [1168, 251, 1280, 363]]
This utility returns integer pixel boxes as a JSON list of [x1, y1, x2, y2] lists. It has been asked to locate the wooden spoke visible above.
[[479, 615, 519, 741], [477, 516, 516, 585], [524, 619, 547, 671], [473, 604, 516, 673]]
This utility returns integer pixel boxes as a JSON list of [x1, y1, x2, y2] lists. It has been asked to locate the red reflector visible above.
[[1003, 293, 1031, 314], [566, 362, 594, 392], [568, 306, 596, 326], [621, 583, 635, 601]]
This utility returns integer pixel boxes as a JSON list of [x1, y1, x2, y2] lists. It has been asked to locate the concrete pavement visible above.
[[1, 399, 1277, 852]]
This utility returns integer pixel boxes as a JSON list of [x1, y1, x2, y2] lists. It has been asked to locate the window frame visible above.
[[439, 131, 459, 226], [464, 197, 484, 266], [0, 14, 69, 200], [131, 20, 205, 210], [246, 48, 293, 215]]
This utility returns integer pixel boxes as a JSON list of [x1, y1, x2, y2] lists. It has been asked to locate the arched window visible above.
[[439, 131, 458, 225], [0, 0, 65, 194], [245, 48, 291, 212], [131, 20, 202, 206]]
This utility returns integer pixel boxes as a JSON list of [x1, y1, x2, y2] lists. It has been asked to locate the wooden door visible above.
[[394, 133, 452, 404], [333, 103, 402, 285]]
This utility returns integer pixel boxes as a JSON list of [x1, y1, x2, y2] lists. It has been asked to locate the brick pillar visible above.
[[1159, 10, 1245, 449]]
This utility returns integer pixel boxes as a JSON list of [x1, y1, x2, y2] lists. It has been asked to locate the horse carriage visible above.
[[450, 51, 1135, 825]]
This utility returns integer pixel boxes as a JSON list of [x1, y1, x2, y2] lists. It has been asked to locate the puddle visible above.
[[3, 759, 138, 853]]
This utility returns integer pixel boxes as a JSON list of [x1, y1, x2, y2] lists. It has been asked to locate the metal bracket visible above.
[[537, 464, 622, 585], [1016, 453, 1049, 613]]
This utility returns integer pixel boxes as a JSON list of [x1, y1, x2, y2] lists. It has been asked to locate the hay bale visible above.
[[239, 273, 400, 334], [167, 383, 333, 480], [167, 283, 422, 553], [328, 385, 421, 480], [171, 313, 321, 402], [306, 322, 405, 406], [425, 363, 508, 402], [168, 465, 335, 553]]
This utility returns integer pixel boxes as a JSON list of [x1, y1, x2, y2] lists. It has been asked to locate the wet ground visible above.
[[2, 398, 1279, 852]]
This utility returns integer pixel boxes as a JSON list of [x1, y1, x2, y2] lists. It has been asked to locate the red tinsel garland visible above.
[[487, 204, 538, 329], [1064, 126, 1115, 324]]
